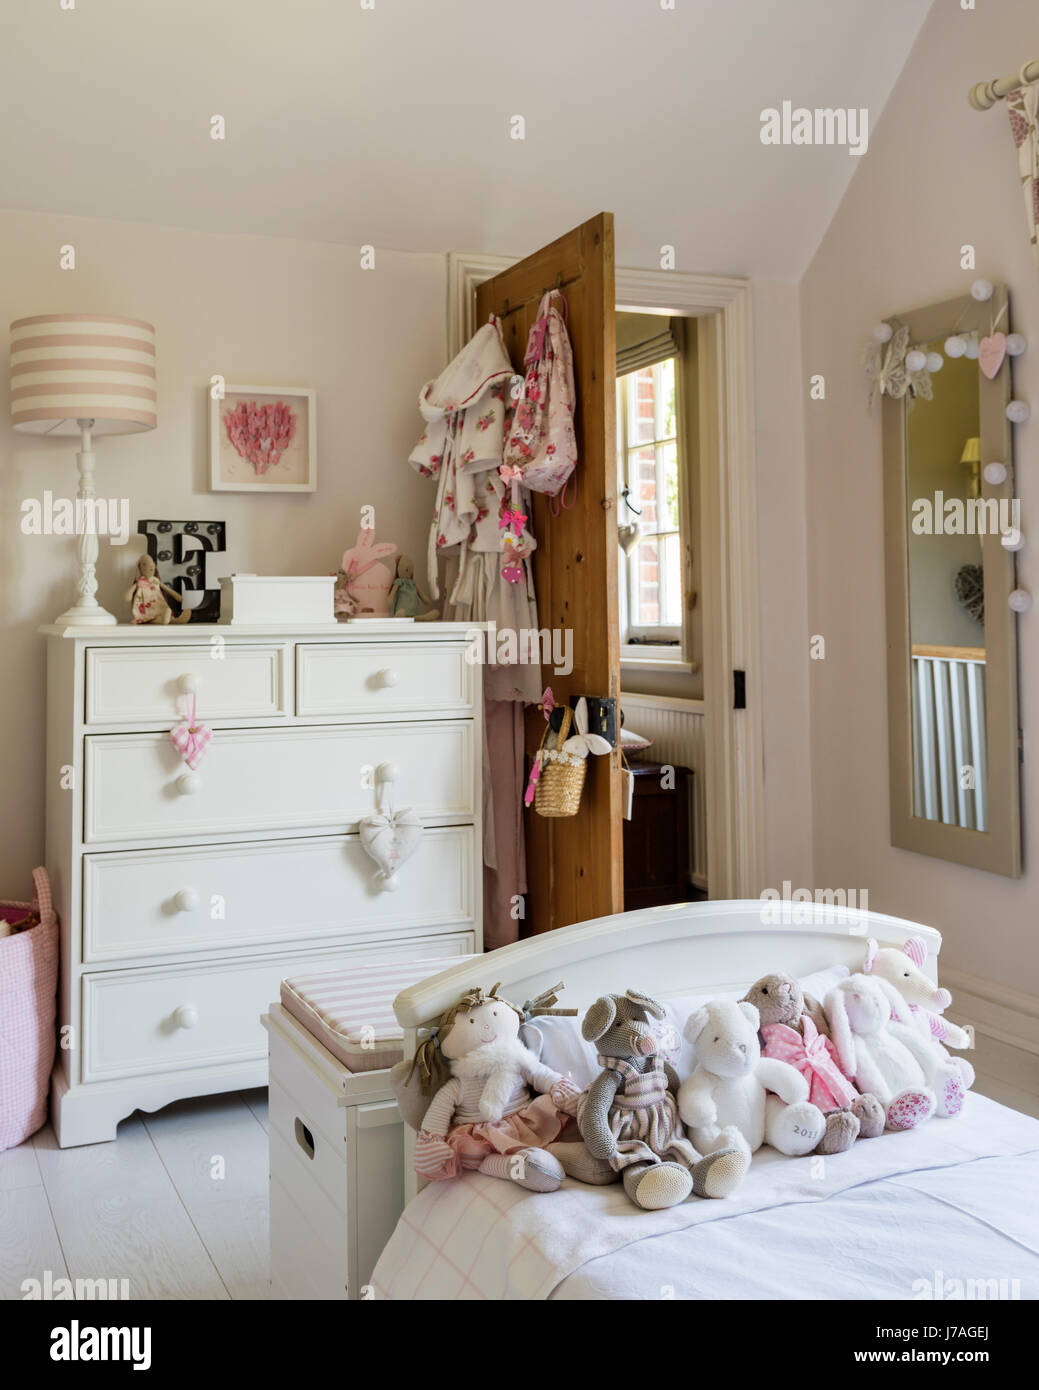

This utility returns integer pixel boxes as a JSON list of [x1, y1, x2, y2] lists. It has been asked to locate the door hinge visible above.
[[733, 670, 746, 710]]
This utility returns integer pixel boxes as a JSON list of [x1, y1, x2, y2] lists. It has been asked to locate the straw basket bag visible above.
[[533, 705, 586, 818]]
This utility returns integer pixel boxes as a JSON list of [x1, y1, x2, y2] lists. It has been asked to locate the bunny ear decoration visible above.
[[903, 937, 928, 968], [864, 938, 879, 972], [560, 697, 612, 760]]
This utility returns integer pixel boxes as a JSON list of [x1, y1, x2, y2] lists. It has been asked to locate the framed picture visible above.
[[210, 385, 317, 492]]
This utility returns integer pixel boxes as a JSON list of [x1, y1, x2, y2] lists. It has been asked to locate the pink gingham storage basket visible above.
[[0, 867, 59, 1151]]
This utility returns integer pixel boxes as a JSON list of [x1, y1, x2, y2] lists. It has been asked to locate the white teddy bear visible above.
[[677, 998, 831, 1161]]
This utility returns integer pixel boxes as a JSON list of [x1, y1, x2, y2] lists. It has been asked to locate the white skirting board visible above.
[[620, 693, 706, 889], [944, 965, 1039, 1118]]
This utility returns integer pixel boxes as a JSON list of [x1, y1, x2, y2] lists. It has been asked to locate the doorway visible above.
[[449, 241, 765, 913]]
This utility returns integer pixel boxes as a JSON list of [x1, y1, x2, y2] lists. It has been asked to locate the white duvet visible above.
[[371, 1094, 1039, 1300]]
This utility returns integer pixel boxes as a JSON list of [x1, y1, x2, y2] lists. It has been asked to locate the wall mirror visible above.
[[883, 286, 1022, 876]]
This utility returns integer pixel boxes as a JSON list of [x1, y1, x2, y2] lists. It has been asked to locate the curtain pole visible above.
[[969, 59, 1039, 111]]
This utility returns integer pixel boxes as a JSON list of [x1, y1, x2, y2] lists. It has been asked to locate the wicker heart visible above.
[[359, 808, 423, 883], [979, 332, 1007, 380]]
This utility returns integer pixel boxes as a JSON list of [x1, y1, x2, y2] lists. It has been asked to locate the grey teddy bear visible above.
[[577, 988, 749, 1210]]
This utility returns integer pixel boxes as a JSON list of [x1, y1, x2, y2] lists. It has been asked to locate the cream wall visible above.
[[801, 0, 1039, 992], [0, 208, 812, 908], [0, 208, 446, 891]]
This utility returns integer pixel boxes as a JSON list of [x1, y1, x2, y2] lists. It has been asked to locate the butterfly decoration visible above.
[[560, 697, 612, 760], [170, 694, 213, 771], [862, 323, 932, 409]]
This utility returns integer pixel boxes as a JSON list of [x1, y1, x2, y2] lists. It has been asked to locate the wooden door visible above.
[[475, 212, 622, 933]]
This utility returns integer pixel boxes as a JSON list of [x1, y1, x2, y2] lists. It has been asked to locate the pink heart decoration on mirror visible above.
[[979, 332, 1007, 380]]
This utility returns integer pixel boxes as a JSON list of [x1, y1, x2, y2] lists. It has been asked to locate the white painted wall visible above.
[[801, 0, 1039, 992], [0, 208, 446, 891]]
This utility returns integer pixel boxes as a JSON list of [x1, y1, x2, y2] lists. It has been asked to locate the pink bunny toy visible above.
[[864, 937, 975, 1092], [338, 528, 397, 617]]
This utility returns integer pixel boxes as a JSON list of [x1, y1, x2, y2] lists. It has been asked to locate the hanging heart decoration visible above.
[[170, 695, 212, 770], [359, 807, 423, 887], [978, 332, 1008, 380]]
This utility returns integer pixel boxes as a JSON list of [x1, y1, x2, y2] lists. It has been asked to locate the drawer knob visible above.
[[173, 1005, 198, 1030], [173, 888, 199, 913], [377, 668, 400, 688], [176, 773, 202, 796], [178, 673, 201, 695], [377, 762, 400, 784]]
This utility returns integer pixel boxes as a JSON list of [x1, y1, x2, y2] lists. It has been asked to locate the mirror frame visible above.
[[883, 286, 1022, 877]]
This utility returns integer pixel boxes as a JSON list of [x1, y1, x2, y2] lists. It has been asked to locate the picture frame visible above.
[[210, 384, 317, 493]]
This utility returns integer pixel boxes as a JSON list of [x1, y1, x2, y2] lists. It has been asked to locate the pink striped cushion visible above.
[[280, 954, 476, 1072]]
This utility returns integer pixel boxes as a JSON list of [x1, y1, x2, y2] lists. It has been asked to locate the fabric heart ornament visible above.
[[359, 807, 423, 887], [979, 332, 1007, 380], [170, 696, 212, 770]]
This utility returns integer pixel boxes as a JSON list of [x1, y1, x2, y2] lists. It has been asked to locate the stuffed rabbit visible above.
[[825, 974, 965, 1129], [578, 990, 748, 1209], [337, 528, 397, 617], [741, 972, 884, 1152], [864, 937, 975, 1091]]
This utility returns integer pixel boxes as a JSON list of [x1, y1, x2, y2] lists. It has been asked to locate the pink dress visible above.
[[760, 1015, 858, 1111]]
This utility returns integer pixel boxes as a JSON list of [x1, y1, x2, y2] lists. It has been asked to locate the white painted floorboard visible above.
[[1, 1091, 271, 1301]]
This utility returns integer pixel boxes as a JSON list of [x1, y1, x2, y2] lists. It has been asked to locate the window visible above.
[[616, 357, 683, 646]]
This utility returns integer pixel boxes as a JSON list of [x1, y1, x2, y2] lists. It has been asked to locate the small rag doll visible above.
[[126, 553, 190, 625], [407, 982, 582, 1191], [389, 555, 440, 620], [742, 972, 884, 1152]]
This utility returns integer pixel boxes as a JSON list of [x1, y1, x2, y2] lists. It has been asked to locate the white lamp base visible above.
[[52, 603, 118, 629]]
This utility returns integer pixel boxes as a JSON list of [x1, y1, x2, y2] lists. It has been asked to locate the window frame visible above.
[[616, 356, 684, 650]]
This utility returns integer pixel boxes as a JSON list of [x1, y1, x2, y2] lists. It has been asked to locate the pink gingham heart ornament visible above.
[[170, 718, 212, 770], [979, 332, 1007, 380]]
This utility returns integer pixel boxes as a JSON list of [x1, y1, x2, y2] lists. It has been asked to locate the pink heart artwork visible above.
[[224, 400, 297, 474], [979, 332, 1007, 380]]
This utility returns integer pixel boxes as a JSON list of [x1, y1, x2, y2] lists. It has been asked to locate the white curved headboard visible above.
[[392, 899, 943, 1030]]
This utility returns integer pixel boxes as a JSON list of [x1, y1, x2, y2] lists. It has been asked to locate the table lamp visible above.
[[10, 313, 157, 627]]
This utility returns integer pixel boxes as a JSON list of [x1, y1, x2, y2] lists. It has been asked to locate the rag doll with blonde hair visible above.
[[405, 982, 582, 1192]]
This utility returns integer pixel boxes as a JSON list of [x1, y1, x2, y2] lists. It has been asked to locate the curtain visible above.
[[1008, 83, 1039, 268]]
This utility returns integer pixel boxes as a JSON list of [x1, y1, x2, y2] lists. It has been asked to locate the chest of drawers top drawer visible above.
[[86, 644, 288, 725], [296, 641, 475, 719]]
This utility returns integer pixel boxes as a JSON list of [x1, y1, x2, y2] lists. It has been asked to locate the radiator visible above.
[[911, 653, 987, 831], [620, 693, 707, 889]]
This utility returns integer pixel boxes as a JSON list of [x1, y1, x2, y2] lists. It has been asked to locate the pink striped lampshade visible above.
[[9, 313, 157, 435]]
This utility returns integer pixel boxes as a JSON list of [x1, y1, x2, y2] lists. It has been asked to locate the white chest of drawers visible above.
[[43, 621, 482, 1147]]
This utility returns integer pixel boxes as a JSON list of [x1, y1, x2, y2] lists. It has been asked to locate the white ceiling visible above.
[[0, 0, 932, 280]]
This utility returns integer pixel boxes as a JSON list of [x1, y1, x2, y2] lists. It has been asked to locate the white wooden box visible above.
[[219, 575, 335, 625], [262, 1003, 404, 1300]]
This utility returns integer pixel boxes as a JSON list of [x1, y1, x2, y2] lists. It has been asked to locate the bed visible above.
[[371, 899, 1039, 1300]]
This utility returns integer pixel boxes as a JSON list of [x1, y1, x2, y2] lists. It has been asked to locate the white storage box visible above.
[[263, 1002, 403, 1301], [219, 575, 335, 625]]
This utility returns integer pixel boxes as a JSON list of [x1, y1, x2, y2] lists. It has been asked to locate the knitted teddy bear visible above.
[[863, 938, 975, 1090], [824, 974, 966, 1128], [742, 972, 884, 1152], [399, 982, 582, 1192], [678, 997, 841, 1161], [578, 989, 748, 1210]]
